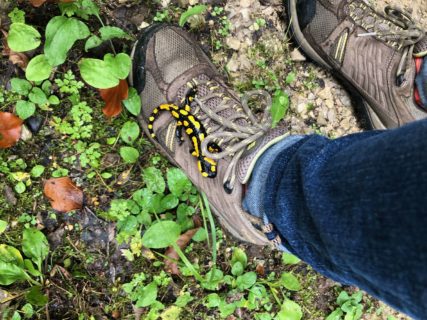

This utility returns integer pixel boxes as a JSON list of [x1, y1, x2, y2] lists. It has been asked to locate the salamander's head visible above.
[[199, 157, 217, 178]]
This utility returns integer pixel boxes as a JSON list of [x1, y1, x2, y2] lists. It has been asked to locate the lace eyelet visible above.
[[223, 181, 233, 194]]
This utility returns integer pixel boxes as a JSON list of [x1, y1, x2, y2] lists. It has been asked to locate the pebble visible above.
[[240, 0, 252, 8], [226, 37, 241, 51], [20, 125, 32, 141], [290, 48, 306, 62]]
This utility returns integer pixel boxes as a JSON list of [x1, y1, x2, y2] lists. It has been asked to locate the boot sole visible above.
[[285, 0, 386, 130], [129, 24, 270, 246]]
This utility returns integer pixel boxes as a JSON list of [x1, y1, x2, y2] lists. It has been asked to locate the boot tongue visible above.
[[236, 127, 288, 184], [414, 34, 427, 58]]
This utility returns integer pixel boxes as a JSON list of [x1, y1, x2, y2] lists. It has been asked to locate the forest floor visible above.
[[0, 0, 425, 319]]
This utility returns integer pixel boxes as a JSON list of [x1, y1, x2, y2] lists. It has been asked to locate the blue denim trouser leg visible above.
[[244, 119, 427, 319]]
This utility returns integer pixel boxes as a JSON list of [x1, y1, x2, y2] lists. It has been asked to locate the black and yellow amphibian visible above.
[[148, 89, 220, 178]]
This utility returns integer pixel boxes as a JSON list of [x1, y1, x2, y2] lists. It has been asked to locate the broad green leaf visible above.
[[15, 182, 26, 194], [45, 16, 90, 66], [192, 227, 207, 242], [179, 5, 208, 27], [236, 271, 257, 291], [205, 293, 220, 308], [21, 303, 34, 318], [175, 292, 193, 308], [24, 259, 42, 277], [286, 72, 296, 84], [337, 291, 350, 306], [219, 300, 236, 318], [79, 53, 131, 89], [160, 194, 179, 211], [0, 244, 24, 267], [280, 272, 301, 291], [160, 306, 182, 320], [0, 261, 28, 285], [167, 168, 192, 197], [41, 80, 52, 95], [270, 90, 289, 128], [100, 26, 130, 41], [48, 95, 60, 105], [7, 23, 41, 52], [351, 291, 363, 303], [120, 146, 139, 164], [135, 282, 158, 307], [0, 220, 7, 234], [11, 311, 21, 320], [29, 87, 47, 105], [26, 55, 53, 82], [104, 53, 132, 80], [231, 247, 248, 269], [282, 253, 301, 265], [276, 299, 303, 320], [142, 221, 181, 249], [16, 100, 35, 120], [123, 87, 141, 116], [85, 35, 103, 51], [142, 167, 165, 194], [10, 78, 32, 95], [26, 286, 48, 306], [201, 269, 224, 291], [22, 228, 49, 270], [120, 121, 140, 145], [326, 309, 344, 320], [231, 261, 244, 276]]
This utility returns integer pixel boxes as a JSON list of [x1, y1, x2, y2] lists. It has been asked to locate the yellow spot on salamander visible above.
[[192, 136, 199, 156], [153, 108, 159, 114], [148, 124, 153, 129], [183, 120, 189, 127], [211, 166, 216, 172], [185, 105, 191, 112], [171, 111, 179, 118], [186, 128, 194, 135], [199, 133, 205, 140], [197, 161, 203, 173], [149, 116, 155, 121], [204, 157, 216, 165], [151, 133, 156, 138], [180, 109, 189, 116], [202, 172, 209, 177]]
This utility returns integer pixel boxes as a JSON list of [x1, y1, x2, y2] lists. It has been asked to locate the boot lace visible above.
[[185, 79, 273, 193], [351, 2, 425, 85]]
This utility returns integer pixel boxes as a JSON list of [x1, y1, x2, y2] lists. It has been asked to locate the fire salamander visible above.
[[147, 89, 221, 178]]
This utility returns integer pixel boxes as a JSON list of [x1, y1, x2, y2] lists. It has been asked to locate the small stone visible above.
[[26, 116, 43, 134], [290, 48, 306, 62], [317, 114, 327, 126], [189, 0, 199, 4], [339, 93, 352, 108], [226, 37, 241, 51], [307, 93, 316, 100], [318, 88, 333, 101], [227, 57, 239, 72], [138, 21, 150, 30], [4, 185, 17, 205], [240, 0, 251, 8], [297, 103, 307, 115], [20, 125, 32, 141], [325, 99, 335, 109], [327, 109, 336, 123]]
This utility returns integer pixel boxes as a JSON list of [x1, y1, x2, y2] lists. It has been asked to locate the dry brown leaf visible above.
[[1, 30, 29, 70], [29, 0, 48, 7], [164, 227, 200, 275], [44, 177, 84, 212], [99, 79, 128, 118], [0, 112, 23, 149]]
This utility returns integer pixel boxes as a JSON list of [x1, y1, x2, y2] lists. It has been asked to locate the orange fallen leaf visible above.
[[1, 30, 29, 70], [0, 112, 23, 149], [164, 227, 200, 275], [99, 79, 129, 118], [44, 177, 84, 212], [29, 0, 48, 7]]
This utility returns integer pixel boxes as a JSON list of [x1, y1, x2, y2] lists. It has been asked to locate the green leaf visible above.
[[192, 227, 207, 242], [44, 16, 90, 66], [0, 244, 24, 267], [270, 90, 289, 128], [11, 311, 21, 320], [179, 5, 208, 27], [21, 303, 34, 318], [24, 259, 42, 277], [22, 228, 49, 270], [41, 80, 52, 95], [7, 23, 41, 52], [175, 292, 193, 308], [84, 35, 103, 51], [0, 220, 7, 234], [231, 247, 248, 269], [26, 55, 53, 82], [205, 293, 220, 308], [78, 53, 131, 89], [15, 101, 35, 120], [120, 146, 139, 164], [167, 168, 192, 197], [120, 121, 140, 145], [337, 291, 350, 306], [15, 182, 26, 194], [0, 261, 28, 285], [236, 272, 257, 291], [26, 286, 48, 306], [201, 269, 224, 291], [29, 87, 48, 105], [8, 8, 25, 24], [160, 194, 179, 211], [10, 78, 32, 95], [285, 72, 296, 84], [276, 299, 303, 320], [231, 261, 244, 276], [48, 95, 60, 105], [142, 221, 181, 249], [100, 26, 130, 41], [219, 300, 236, 318], [143, 167, 165, 194], [282, 253, 301, 265], [135, 282, 158, 307], [280, 272, 301, 291], [351, 291, 363, 303], [31, 165, 45, 178], [326, 309, 344, 320], [160, 305, 182, 320], [123, 87, 141, 116]]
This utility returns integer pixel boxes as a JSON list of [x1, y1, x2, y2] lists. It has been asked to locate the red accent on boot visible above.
[[415, 57, 423, 107]]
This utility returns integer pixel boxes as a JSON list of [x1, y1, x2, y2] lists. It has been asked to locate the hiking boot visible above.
[[129, 24, 289, 246], [286, 0, 427, 129]]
